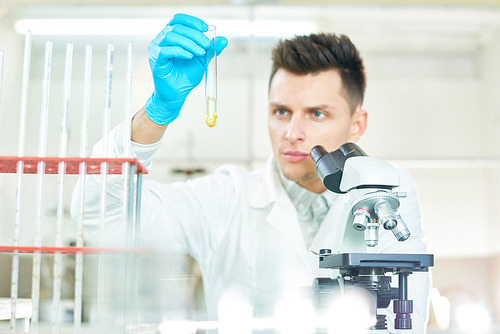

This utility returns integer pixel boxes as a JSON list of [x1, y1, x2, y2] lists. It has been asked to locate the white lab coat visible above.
[[71, 124, 431, 334]]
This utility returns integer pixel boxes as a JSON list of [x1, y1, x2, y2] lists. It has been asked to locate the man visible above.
[[71, 13, 430, 333]]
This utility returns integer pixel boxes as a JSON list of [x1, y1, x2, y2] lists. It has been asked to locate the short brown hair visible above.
[[270, 33, 366, 112]]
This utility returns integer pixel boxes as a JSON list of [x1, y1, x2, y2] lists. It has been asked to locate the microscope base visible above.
[[313, 252, 433, 333]]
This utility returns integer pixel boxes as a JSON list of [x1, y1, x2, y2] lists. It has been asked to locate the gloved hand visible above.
[[145, 13, 228, 125]]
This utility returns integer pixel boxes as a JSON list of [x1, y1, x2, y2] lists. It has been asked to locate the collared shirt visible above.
[[278, 170, 337, 249]]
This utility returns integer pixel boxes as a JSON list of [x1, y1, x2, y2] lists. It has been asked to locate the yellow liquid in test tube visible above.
[[205, 25, 217, 128], [206, 97, 218, 127]]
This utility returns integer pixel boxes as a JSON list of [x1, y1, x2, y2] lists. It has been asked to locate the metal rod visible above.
[[11, 31, 32, 334], [135, 172, 142, 248], [132, 171, 143, 328], [74, 44, 92, 334], [124, 162, 136, 333], [52, 43, 73, 334], [399, 273, 409, 301], [122, 43, 135, 330], [0, 50, 5, 125], [97, 43, 114, 334], [31, 40, 53, 334], [127, 164, 136, 245]]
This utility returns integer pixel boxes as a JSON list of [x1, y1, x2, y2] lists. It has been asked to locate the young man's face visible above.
[[268, 69, 367, 193]]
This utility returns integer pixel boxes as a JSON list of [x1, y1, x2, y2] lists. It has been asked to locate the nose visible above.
[[285, 114, 305, 144]]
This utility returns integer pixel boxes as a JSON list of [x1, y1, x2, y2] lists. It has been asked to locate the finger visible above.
[[151, 28, 167, 46], [198, 36, 228, 67], [168, 13, 208, 32], [161, 24, 211, 49], [155, 46, 193, 67], [214, 36, 228, 56], [149, 41, 193, 62], [159, 30, 207, 57], [151, 14, 207, 46]]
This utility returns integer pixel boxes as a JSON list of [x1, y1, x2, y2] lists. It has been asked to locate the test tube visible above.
[[98, 43, 114, 333], [12, 31, 32, 334], [205, 25, 217, 127], [74, 44, 92, 334], [32, 40, 53, 334], [53, 43, 74, 334]]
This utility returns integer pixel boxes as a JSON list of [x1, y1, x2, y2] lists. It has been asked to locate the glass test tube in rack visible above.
[[0, 32, 150, 334]]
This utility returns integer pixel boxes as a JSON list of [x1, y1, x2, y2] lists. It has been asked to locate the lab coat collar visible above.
[[250, 154, 317, 275], [250, 155, 283, 209], [309, 192, 351, 252]]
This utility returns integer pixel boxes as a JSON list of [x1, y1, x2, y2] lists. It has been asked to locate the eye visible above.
[[312, 111, 326, 119], [272, 109, 289, 118]]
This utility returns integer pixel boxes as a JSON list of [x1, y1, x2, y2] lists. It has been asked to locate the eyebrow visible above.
[[269, 102, 336, 111], [269, 102, 287, 109], [304, 104, 337, 111]]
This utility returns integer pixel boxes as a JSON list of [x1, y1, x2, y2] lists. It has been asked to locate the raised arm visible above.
[[132, 13, 228, 145]]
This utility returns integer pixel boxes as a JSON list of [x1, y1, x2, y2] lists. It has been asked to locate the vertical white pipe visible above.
[[247, 6, 256, 168], [101, 44, 113, 157], [31, 40, 53, 334], [58, 44, 73, 159], [74, 44, 92, 334], [0, 50, 5, 125], [37, 41, 53, 158], [11, 31, 32, 334], [16, 31, 31, 158], [79, 45, 93, 159], [123, 42, 133, 158], [97, 43, 113, 334], [52, 43, 73, 334]]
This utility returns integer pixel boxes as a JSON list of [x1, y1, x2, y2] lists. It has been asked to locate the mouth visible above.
[[283, 150, 310, 163]]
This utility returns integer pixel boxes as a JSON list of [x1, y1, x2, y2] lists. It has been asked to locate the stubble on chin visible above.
[[280, 164, 318, 184]]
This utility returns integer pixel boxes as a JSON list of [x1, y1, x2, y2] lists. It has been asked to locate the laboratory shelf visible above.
[[0, 156, 148, 175], [0, 245, 151, 255]]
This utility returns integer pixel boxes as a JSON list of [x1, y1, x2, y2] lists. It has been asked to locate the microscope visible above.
[[309, 143, 433, 333]]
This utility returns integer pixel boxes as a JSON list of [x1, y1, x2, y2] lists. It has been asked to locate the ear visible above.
[[348, 109, 368, 143]]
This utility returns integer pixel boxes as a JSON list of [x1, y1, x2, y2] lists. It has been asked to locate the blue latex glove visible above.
[[145, 13, 228, 125]]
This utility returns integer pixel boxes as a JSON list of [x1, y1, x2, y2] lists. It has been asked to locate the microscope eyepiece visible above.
[[310, 145, 329, 164], [310, 143, 367, 194]]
